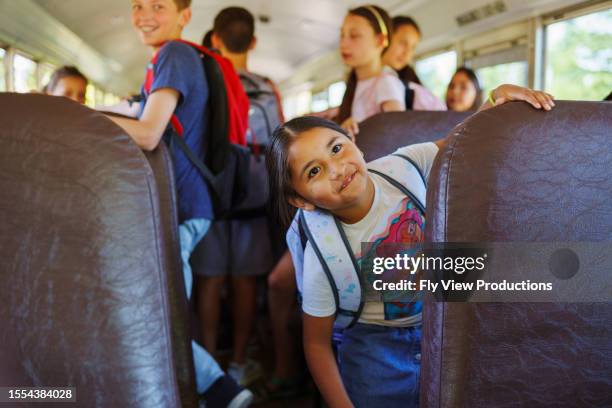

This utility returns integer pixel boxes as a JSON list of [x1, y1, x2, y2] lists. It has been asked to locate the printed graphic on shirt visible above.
[[360, 197, 425, 321]]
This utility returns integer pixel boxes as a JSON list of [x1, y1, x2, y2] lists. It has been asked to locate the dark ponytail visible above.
[[336, 70, 357, 124]]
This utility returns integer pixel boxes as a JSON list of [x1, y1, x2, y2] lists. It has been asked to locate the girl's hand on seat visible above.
[[491, 84, 555, 111]]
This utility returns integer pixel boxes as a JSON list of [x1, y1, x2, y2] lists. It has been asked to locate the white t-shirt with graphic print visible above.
[[301, 142, 439, 327]]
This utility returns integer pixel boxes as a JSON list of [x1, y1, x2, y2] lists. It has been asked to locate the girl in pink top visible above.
[[336, 5, 405, 137]]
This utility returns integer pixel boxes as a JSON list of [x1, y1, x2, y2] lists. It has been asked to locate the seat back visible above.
[[422, 101, 612, 407], [357, 111, 470, 159], [0, 94, 197, 407], [144, 146, 199, 408]]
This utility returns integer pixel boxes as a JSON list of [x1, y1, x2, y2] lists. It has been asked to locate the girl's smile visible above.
[[287, 126, 374, 224]]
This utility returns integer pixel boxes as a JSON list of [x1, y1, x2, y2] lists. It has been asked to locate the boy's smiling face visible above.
[[131, 0, 191, 50]]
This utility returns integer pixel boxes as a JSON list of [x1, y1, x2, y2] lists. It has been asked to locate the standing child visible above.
[[192, 6, 298, 394], [105, 0, 252, 406], [44, 65, 88, 105], [446, 67, 483, 112], [336, 5, 405, 137], [382, 16, 446, 111], [381, 16, 421, 83], [267, 85, 554, 408]]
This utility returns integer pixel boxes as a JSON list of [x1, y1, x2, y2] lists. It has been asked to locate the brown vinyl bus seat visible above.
[[357, 110, 470, 160], [0, 94, 198, 407], [422, 101, 612, 407]]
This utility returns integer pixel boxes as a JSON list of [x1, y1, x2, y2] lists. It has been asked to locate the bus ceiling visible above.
[[0, 0, 607, 97]]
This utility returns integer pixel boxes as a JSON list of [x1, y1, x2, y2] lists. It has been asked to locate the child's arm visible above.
[[479, 84, 555, 112], [99, 98, 142, 118], [434, 84, 555, 150], [303, 314, 354, 408], [381, 99, 404, 112], [105, 88, 179, 151]]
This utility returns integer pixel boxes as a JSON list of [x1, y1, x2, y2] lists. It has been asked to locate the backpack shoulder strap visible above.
[[367, 153, 427, 214], [405, 86, 415, 110], [286, 214, 305, 293], [297, 209, 364, 330], [174, 39, 249, 147], [143, 42, 185, 137]]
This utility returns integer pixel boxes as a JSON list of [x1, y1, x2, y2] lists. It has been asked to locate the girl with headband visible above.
[[336, 5, 405, 138]]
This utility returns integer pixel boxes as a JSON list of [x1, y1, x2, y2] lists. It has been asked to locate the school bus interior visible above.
[[0, 0, 610, 407]]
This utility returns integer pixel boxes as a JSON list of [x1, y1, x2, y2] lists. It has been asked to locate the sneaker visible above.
[[202, 375, 253, 408], [227, 359, 263, 386], [227, 389, 253, 408]]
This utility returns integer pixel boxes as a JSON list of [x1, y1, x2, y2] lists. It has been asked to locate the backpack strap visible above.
[[144, 50, 185, 137], [143, 42, 220, 200], [286, 215, 304, 291], [405, 86, 415, 110], [168, 129, 217, 190], [298, 209, 364, 330], [289, 153, 427, 330], [144, 40, 248, 146], [143, 40, 252, 218], [392, 153, 427, 188], [367, 153, 427, 214]]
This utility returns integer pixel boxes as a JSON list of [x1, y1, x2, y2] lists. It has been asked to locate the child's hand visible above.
[[341, 117, 359, 141], [490, 84, 555, 111]]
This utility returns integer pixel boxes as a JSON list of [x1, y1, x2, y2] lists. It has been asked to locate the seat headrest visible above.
[[427, 101, 612, 242], [421, 100, 612, 408], [358, 110, 470, 160]]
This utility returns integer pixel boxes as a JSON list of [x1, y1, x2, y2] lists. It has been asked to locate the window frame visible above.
[[0, 46, 7, 92], [37, 62, 57, 91]]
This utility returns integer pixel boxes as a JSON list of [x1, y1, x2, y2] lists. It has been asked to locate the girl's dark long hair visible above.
[[266, 116, 351, 229], [396, 65, 421, 85], [450, 66, 483, 110], [391, 15, 420, 36], [336, 5, 393, 124]]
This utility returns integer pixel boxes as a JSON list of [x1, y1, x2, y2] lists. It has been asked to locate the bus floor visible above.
[[194, 286, 319, 407], [213, 319, 317, 407]]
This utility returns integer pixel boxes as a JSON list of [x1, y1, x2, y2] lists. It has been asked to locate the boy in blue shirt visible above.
[[107, 0, 252, 406]]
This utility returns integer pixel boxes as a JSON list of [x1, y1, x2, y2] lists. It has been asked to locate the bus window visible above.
[[477, 61, 528, 97], [85, 84, 96, 108], [465, 42, 528, 98], [328, 81, 346, 108], [311, 90, 329, 113], [545, 8, 612, 101], [295, 90, 312, 117], [95, 87, 105, 107], [283, 90, 312, 120], [104, 92, 121, 106], [13, 53, 37, 93], [0, 48, 6, 91], [38, 63, 55, 91], [416, 50, 457, 101]]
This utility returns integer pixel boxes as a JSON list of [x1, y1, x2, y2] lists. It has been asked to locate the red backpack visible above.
[[144, 39, 251, 218]]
